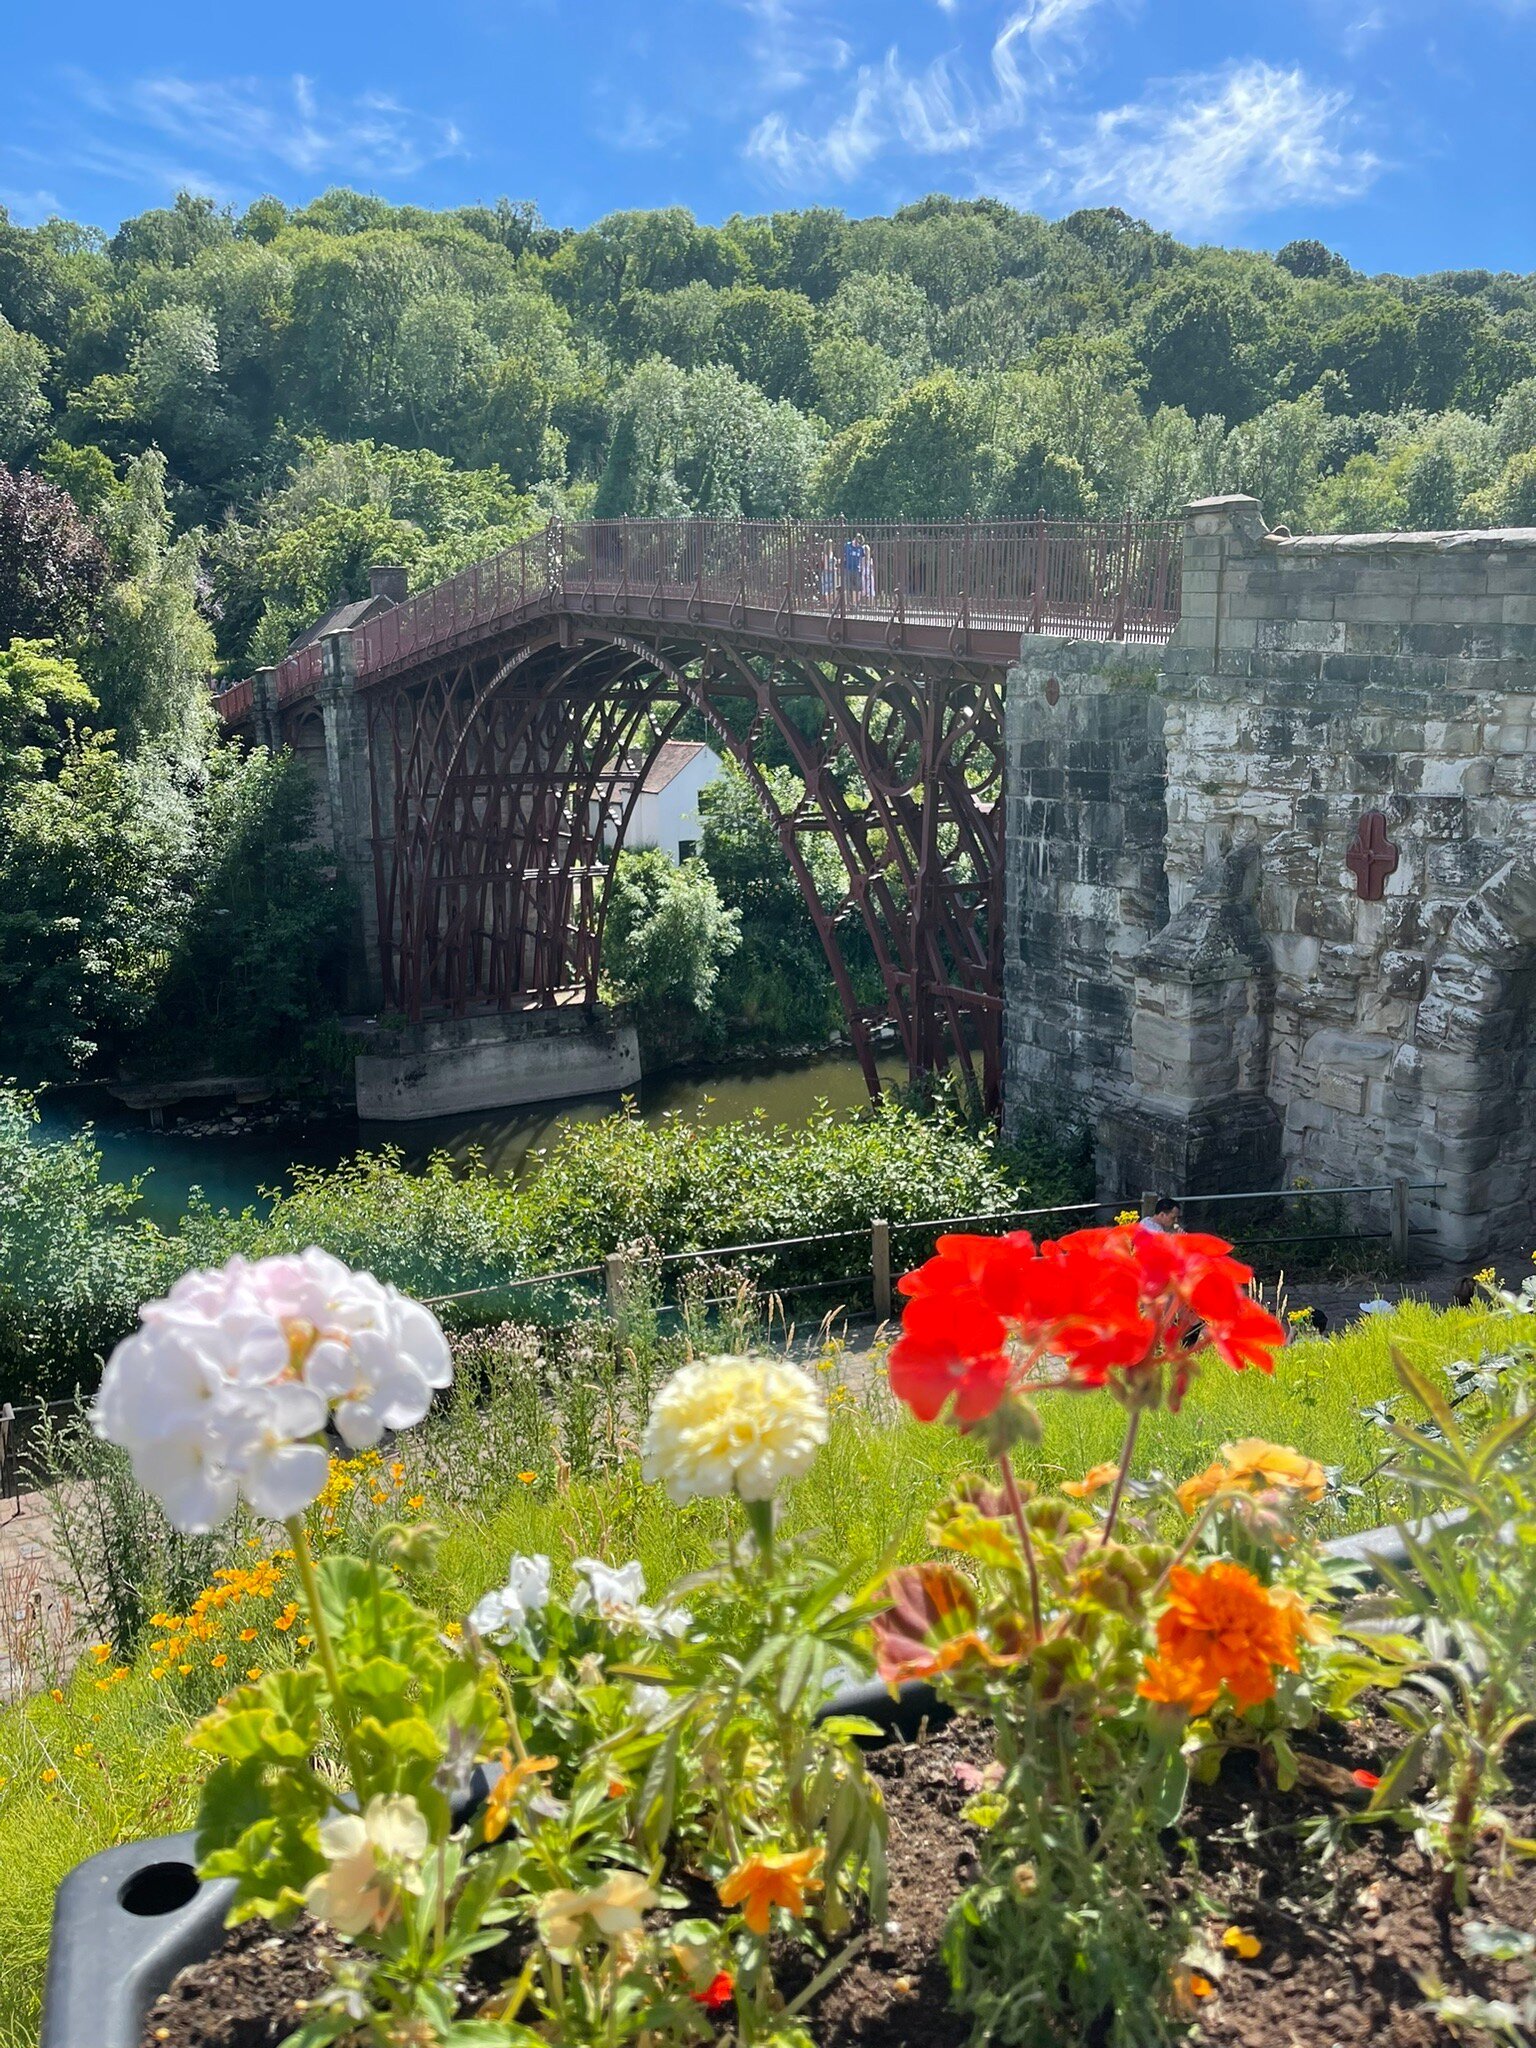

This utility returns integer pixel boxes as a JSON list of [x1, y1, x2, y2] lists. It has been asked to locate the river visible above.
[[34, 1050, 908, 1233]]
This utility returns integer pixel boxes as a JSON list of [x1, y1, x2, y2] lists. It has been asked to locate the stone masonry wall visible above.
[[1003, 496, 1536, 1262]]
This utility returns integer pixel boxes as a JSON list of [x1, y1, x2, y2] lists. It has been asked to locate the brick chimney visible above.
[[369, 564, 408, 605]]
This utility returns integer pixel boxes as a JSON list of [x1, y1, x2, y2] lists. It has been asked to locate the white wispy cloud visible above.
[[746, 2, 1114, 186], [736, 0, 854, 94], [0, 184, 64, 224], [1013, 61, 1382, 230], [32, 70, 466, 193]]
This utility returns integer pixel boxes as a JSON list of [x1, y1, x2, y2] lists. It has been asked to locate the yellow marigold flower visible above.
[[481, 1753, 558, 1844], [717, 1848, 823, 1935], [642, 1358, 827, 1504], [1175, 1440, 1326, 1519], [1062, 1461, 1120, 1499], [1139, 1562, 1302, 1716]]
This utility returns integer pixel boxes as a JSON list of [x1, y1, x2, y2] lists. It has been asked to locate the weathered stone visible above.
[[1003, 498, 1536, 1262]]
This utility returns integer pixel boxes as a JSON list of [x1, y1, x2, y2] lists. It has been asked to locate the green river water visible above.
[[34, 1050, 907, 1233]]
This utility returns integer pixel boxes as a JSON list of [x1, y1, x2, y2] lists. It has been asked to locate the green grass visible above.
[[0, 1297, 1509, 2048]]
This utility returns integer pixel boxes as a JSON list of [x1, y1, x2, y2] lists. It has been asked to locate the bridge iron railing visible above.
[[214, 515, 1182, 719]]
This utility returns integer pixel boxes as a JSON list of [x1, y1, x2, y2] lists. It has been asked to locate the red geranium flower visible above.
[[887, 1222, 1284, 1425], [692, 1972, 734, 2011]]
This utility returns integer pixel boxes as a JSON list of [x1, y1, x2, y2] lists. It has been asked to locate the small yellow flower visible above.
[[73, 1743, 93, 1759], [239, 1628, 258, 1643], [90, 1643, 112, 1664], [247, 1666, 263, 1682], [273, 1603, 299, 1633], [406, 1494, 426, 1511], [1115, 1208, 1140, 1227], [1222, 1926, 1262, 1960], [443, 1621, 463, 1640], [49, 1688, 64, 1704], [177, 1663, 193, 1677], [1476, 1266, 1498, 1285], [41, 1768, 58, 1785], [517, 1471, 537, 1486], [211, 1653, 228, 1670]]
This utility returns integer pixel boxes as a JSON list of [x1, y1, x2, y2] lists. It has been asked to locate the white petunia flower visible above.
[[91, 1251, 452, 1532], [469, 1552, 552, 1642], [640, 1356, 828, 1505], [629, 1682, 673, 1730], [569, 1557, 690, 1639]]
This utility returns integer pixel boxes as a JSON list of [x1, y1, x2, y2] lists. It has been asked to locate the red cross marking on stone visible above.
[[1345, 810, 1399, 902]]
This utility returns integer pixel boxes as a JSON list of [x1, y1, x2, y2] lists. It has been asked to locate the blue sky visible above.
[[3, 0, 1534, 274]]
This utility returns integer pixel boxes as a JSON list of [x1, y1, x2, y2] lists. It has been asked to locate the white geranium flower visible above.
[[305, 1794, 429, 1936], [91, 1251, 452, 1532], [640, 1357, 828, 1505], [470, 1552, 552, 1641]]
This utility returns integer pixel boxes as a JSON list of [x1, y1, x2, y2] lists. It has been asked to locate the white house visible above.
[[598, 740, 722, 862]]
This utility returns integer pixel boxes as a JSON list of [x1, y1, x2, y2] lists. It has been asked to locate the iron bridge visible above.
[[216, 515, 1182, 1112]]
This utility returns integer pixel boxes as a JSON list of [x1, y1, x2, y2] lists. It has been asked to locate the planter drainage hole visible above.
[[119, 1862, 200, 1917]]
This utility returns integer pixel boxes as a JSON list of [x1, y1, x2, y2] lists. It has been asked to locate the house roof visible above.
[[285, 593, 394, 652], [606, 740, 717, 794]]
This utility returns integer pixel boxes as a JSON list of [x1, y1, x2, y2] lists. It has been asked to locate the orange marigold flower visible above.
[[717, 1848, 822, 1936], [1175, 1439, 1326, 1518], [1062, 1461, 1120, 1499], [1139, 1561, 1302, 1716]]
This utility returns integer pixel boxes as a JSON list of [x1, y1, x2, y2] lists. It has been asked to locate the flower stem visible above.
[[1099, 1409, 1143, 1548], [285, 1514, 367, 1790], [997, 1450, 1044, 1643]]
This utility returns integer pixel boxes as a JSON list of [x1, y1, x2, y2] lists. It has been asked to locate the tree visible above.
[[1275, 239, 1352, 282], [810, 334, 904, 433], [713, 286, 817, 406], [816, 373, 989, 519], [0, 315, 49, 461], [699, 760, 843, 1048], [1134, 275, 1275, 423], [1316, 302, 1418, 415], [0, 462, 109, 642], [1220, 391, 1325, 530], [0, 637, 97, 777], [602, 846, 741, 1060]]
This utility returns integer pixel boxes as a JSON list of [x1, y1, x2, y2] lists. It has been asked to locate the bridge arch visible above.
[[369, 621, 1007, 1107]]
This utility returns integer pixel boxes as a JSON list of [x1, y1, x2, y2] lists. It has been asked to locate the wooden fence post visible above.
[[1390, 1180, 1410, 1265], [1140, 1189, 1156, 1219], [871, 1219, 892, 1324], [605, 1251, 629, 1330]]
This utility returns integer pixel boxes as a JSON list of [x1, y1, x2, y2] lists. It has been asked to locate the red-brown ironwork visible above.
[[216, 514, 1182, 1112]]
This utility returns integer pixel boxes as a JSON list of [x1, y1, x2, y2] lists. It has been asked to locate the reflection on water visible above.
[[33, 1050, 908, 1234]]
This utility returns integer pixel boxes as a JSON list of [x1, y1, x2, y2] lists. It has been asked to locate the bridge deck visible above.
[[216, 515, 1182, 718]]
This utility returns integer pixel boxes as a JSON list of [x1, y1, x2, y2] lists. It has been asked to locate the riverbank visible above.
[[32, 1048, 910, 1231]]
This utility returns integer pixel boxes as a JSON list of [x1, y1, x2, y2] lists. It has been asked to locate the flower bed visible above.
[[37, 1234, 1536, 2047]]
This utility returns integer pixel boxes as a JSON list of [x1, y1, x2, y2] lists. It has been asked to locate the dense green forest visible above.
[[7, 185, 1536, 1087]]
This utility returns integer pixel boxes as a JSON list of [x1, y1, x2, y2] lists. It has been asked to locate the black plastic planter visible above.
[[41, 1830, 235, 2048], [37, 1520, 1419, 2048]]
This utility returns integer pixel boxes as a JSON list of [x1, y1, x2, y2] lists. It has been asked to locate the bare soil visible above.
[[136, 1702, 1536, 2048]]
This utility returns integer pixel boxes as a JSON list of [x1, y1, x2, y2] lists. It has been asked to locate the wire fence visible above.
[[407, 1175, 1442, 1339]]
